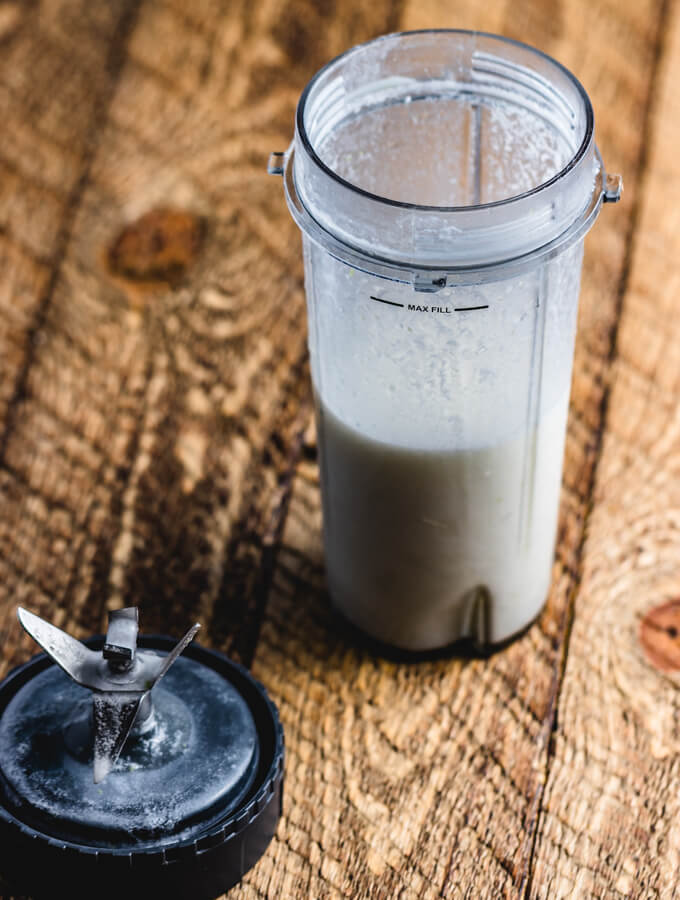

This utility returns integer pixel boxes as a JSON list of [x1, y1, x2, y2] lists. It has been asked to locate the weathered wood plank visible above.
[[0, 0, 407, 735], [240, 1, 667, 898], [0, 0, 144, 661], [528, 2, 680, 896], [0, 0, 138, 446], [0, 0, 298, 670]]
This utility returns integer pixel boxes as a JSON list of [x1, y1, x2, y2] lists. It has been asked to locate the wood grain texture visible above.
[[0, 0, 673, 898], [529, 2, 680, 896], [0, 0, 138, 450]]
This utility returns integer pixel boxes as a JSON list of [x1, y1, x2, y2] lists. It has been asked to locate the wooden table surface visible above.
[[0, 0, 678, 896]]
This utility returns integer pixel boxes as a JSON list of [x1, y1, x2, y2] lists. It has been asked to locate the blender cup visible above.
[[269, 30, 621, 651]]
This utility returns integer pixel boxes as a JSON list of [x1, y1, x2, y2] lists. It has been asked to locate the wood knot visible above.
[[640, 600, 680, 672], [107, 208, 205, 287]]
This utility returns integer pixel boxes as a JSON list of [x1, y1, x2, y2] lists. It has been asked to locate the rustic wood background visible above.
[[0, 0, 678, 896]]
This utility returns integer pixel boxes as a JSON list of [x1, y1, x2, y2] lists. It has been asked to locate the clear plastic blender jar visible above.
[[269, 30, 621, 650]]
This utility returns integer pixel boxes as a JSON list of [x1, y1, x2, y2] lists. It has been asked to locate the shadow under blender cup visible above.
[[270, 30, 621, 651]]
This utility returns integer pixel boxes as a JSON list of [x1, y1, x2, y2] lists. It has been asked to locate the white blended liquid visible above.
[[317, 393, 570, 650]]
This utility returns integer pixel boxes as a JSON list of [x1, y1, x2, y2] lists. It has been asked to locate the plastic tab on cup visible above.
[[603, 173, 623, 203], [267, 152, 286, 176]]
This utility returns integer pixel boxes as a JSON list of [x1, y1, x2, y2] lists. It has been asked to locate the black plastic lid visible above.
[[0, 633, 284, 900]]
